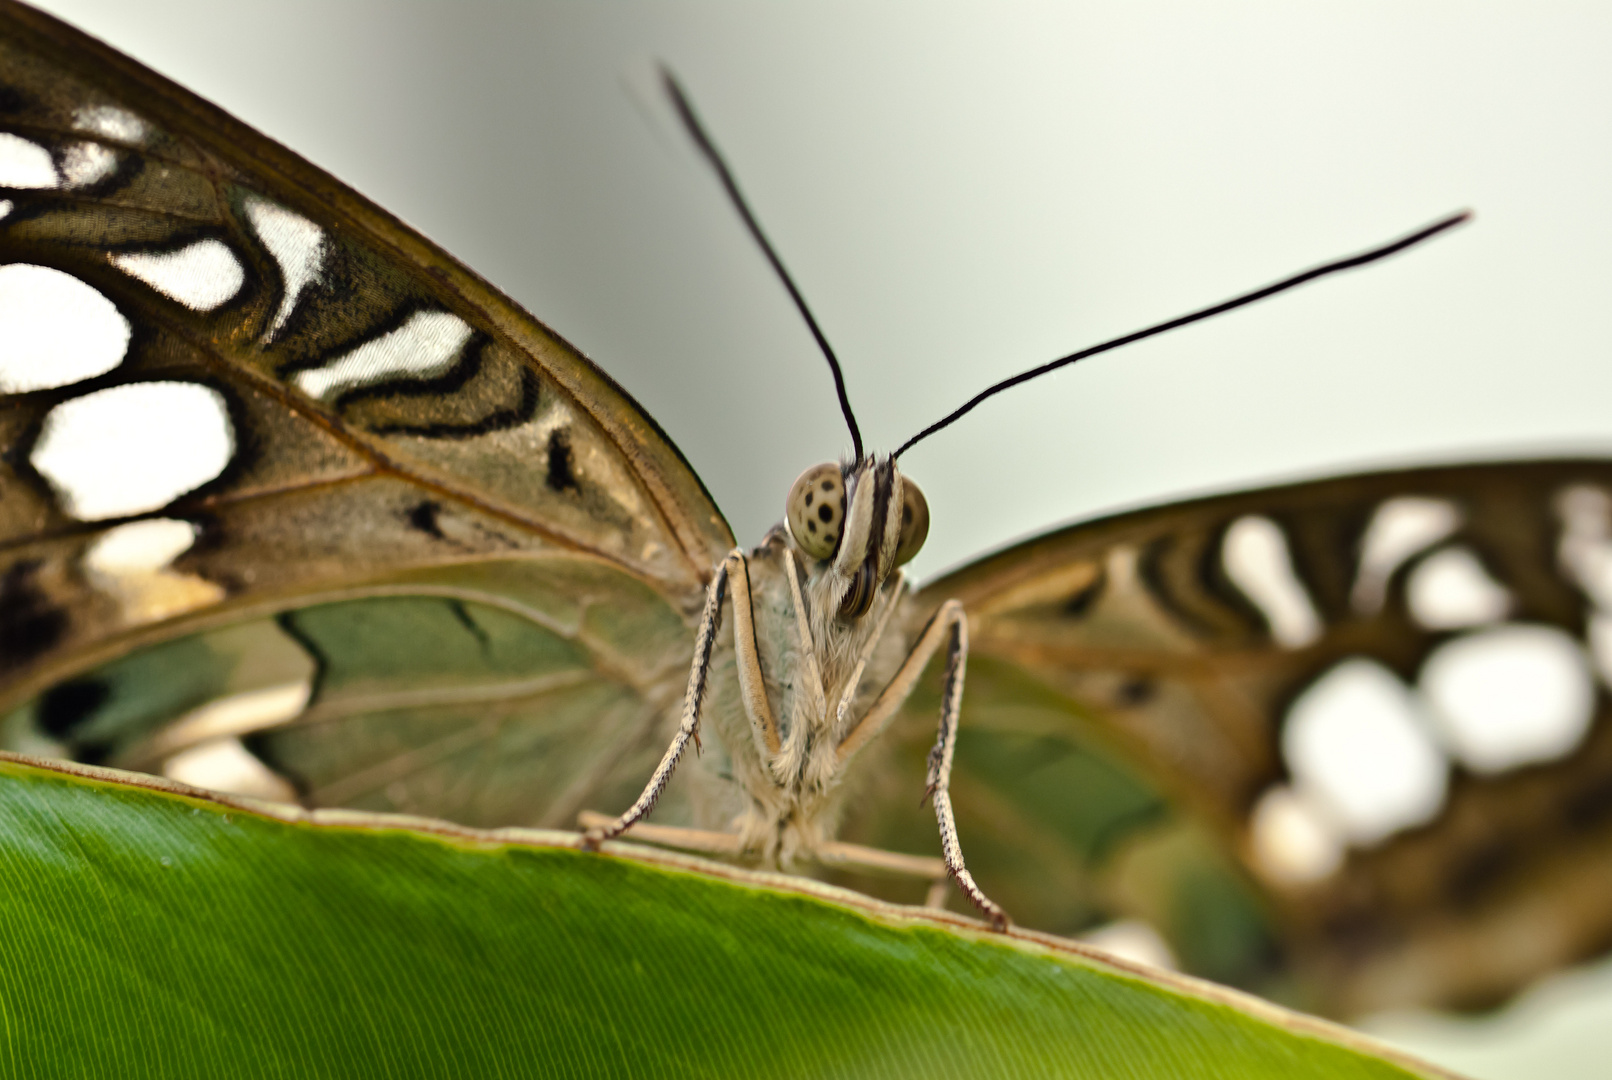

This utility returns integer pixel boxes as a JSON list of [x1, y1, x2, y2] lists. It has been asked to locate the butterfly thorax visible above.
[[698, 457, 920, 866], [704, 527, 911, 865]]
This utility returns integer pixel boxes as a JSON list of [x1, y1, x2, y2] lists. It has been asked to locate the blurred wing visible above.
[[850, 460, 1612, 1017], [0, 3, 733, 828]]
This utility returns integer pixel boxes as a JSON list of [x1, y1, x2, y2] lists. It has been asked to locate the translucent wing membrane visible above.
[[844, 461, 1612, 1017], [0, 4, 730, 829]]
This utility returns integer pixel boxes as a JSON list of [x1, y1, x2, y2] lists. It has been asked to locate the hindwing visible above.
[[842, 460, 1612, 1016]]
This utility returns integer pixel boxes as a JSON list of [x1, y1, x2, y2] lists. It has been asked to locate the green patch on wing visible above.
[[0, 755, 1455, 1079], [0, 557, 697, 832], [0, 620, 313, 764], [846, 650, 1286, 1003]]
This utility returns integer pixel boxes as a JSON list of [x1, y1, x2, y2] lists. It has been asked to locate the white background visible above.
[[24, 3, 1612, 1075]]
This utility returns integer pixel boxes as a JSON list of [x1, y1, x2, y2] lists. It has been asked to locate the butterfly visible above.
[[1, 0, 1609, 1021]]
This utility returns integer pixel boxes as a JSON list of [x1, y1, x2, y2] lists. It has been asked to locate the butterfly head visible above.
[[785, 457, 929, 621]]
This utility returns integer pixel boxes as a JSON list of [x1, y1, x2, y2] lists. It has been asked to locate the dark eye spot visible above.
[[807, 520, 818, 533], [822, 480, 835, 492], [1063, 579, 1103, 618], [804, 491, 813, 507], [1115, 677, 1155, 707], [818, 504, 834, 523], [0, 559, 68, 671], [824, 532, 836, 544], [37, 678, 109, 738], [407, 500, 447, 540], [902, 505, 913, 526], [545, 429, 578, 492]]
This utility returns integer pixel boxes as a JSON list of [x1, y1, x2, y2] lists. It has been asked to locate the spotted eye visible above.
[[786, 462, 845, 561], [893, 475, 930, 566]]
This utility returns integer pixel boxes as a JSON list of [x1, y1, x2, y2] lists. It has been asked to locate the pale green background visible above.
[[24, 3, 1612, 1076]]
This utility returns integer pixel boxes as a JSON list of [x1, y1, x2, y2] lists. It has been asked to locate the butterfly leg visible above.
[[583, 551, 735, 847], [578, 810, 945, 883], [919, 607, 1009, 930], [585, 548, 781, 847], [837, 600, 1009, 930]]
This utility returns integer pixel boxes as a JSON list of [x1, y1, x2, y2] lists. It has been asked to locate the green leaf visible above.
[[0, 755, 1455, 1078]]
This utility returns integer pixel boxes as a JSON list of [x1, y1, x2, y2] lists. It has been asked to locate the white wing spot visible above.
[[73, 105, 148, 144], [1406, 547, 1512, 629], [1249, 784, 1345, 885], [147, 682, 312, 765], [84, 518, 197, 574], [82, 518, 223, 625], [1078, 920, 1177, 971], [31, 382, 234, 520], [1352, 497, 1461, 613], [0, 198, 13, 220], [1222, 515, 1322, 648], [1284, 658, 1447, 845], [1553, 485, 1612, 694], [0, 132, 58, 188], [293, 310, 474, 400], [1419, 624, 1594, 774], [163, 737, 296, 802], [0, 265, 130, 392], [245, 197, 326, 341], [111, 239, 245, 311], [1557, 485, 1612, 609], [58, 141, 118, 188]]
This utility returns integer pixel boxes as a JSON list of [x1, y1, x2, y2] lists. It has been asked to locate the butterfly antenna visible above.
[[661, 68, 864, 461], [894, 210, 1472, 459]]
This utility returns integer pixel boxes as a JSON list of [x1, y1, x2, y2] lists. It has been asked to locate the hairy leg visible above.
[[838, 599, 1009, 929], [583, 551, 737, 846]]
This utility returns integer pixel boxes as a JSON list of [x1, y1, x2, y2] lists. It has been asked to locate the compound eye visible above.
[[786, 462, 845, 561], [893, 475, 930, 566]]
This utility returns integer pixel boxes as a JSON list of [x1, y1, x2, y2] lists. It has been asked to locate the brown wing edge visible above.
[[918, 457, 1612, 606]]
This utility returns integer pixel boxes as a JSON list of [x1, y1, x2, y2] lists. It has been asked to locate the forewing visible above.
[[0, 3, 733, 828], [853, 460, 1612, 1017]]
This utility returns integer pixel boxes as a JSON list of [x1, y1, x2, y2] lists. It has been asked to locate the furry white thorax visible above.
[[703, 460, 914, 866]]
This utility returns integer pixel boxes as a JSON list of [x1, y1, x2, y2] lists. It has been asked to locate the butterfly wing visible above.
[[839, 460, 1612, 1017], [0, 2, 732, 828]]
